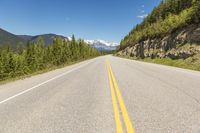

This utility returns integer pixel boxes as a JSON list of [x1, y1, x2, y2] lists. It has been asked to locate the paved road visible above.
[[0, 55, 200, 133]]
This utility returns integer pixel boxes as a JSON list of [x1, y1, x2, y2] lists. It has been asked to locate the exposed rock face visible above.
[[118, 24, 200, 59]]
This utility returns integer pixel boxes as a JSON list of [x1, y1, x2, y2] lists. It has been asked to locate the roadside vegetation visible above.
[[117, 54, 200, 71], [141, 55, 200, 71], [0, 35, 100, 82], [120, 0, 200, 49], [101, 50, 117, 55]]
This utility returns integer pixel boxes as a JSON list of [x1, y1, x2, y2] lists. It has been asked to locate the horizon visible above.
[[0, 0, 161, 43]]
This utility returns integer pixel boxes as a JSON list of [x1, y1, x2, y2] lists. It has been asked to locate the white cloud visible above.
[[140, 10, 145, 13], [137, 5, 147, 19], [137, 14, 148, 19]]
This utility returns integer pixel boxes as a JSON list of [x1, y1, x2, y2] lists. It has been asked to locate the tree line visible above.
[[0, 35, 100, 81], [120, 0, 200, 49]]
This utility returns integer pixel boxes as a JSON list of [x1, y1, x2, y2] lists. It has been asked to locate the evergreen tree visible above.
[[0, 36, 100, 81]]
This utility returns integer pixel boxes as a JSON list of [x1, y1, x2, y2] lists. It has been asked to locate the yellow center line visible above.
[[107, 61, 123, 133], [106, 60, 135, 133]]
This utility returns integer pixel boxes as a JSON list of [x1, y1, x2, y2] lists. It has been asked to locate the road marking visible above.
[[0, 60, 94, 105], [107, 61, 123, 133], [107, 61, 135, 133]]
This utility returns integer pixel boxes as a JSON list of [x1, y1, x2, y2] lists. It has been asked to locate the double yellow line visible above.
[[106, 61, 135, 133]]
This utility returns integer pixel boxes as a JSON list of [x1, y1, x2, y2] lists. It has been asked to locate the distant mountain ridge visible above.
[[0, 28, 26, 48], [18, 35, 33, 41], [18, 34, 69, 47], [84, 40, 118, 51], [0, 28, 69, 48], [0, 27, 118, 51]]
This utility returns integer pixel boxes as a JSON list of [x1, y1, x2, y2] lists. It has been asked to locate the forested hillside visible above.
[[0, 28, 70, 48], [18, 34, 69, 47], [118, 0, 200, 71], [120, 0, 200, 50], [0, 36, 100, 81], [0, 28, 26, 49]]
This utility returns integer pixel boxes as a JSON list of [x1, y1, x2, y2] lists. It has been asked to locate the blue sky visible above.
[[0, 0, 161, 43]]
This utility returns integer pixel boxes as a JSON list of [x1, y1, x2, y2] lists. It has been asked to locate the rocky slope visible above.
[[118, 24, 200, 59]]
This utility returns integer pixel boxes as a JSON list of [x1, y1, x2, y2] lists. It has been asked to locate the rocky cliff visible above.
[[118, 24, 200, 59]]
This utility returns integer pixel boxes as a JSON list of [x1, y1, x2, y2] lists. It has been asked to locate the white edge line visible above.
[[0, 60, 94, 105]]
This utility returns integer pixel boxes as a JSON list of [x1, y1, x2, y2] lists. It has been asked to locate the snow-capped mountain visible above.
[[67, 36, 72, 41], [84, 40, 118, 51]]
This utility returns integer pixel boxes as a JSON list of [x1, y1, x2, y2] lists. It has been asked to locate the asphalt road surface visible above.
[[0, 55, 200, 133]]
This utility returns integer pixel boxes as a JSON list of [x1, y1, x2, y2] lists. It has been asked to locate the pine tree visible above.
[[0, 36, 100, 81]]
